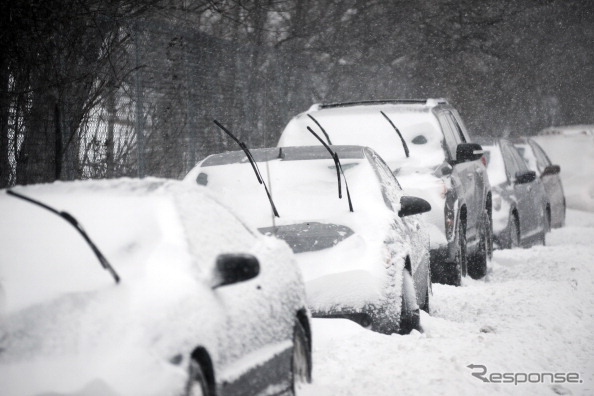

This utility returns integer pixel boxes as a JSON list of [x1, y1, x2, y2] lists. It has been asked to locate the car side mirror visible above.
[[456, 143, 484, 163], [515, 170, 537, 184], [399, 196, 432, 217], [541, 164, 560, 176], [212, 253, 260, 289]]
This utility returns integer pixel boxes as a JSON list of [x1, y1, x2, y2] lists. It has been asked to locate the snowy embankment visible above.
[[301, 208, 594, 396]]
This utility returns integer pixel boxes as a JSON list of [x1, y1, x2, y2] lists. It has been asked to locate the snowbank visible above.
[[301, 209, 594, 395]]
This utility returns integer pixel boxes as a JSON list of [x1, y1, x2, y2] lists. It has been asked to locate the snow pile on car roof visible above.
[[280, 104, 445, 170]]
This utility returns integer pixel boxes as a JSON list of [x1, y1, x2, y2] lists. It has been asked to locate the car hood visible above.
[[0, 278, 220, 396]]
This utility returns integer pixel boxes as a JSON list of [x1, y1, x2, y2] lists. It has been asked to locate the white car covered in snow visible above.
[[0, 179, 310, 396], [185, 145, 431, 335]]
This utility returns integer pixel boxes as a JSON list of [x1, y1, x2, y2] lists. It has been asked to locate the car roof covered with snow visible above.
[[278, 102, 447, 172]]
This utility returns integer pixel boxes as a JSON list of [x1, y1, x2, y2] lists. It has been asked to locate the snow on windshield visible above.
[[280, 106, 445, 171], [0, 179, 257, 315], [194, 156, 391, 233]]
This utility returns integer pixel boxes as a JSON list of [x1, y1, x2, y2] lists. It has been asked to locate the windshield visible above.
[[281, 106, 446, 173], [194, 150, 394, 245], [0, 193, 168, 314]]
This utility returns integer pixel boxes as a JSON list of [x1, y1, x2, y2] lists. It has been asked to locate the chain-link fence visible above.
[[76, 16, 315, 182]]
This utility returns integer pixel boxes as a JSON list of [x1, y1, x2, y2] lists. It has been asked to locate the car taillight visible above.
[[481, 155, 487, 167]]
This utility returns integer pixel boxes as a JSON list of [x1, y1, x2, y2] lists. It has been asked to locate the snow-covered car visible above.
[[0, 179, 311, 396], [513, 137, 565, 228], [278, 100, 492, 286], [481, 139, 549, 248], [185, 145, 431, 335]]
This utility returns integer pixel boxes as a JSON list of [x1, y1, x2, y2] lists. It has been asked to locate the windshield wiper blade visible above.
[[213, 120, 279, 217], [307, 114, 332, 145], [380, 110, 409, 158], [306, 126, 354, 212], [6, 190, 120, 284]]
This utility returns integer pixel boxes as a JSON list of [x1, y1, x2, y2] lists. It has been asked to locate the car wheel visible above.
[[292, 321, 311, 393], [446, 219, 466, 286], [509, 215, 520, 248], [540, 209, 550, 246], [187, 359, 210, 396], [420, 271, 430, 314], [486, 211, 493, 260], [399, 269, 420, 334], [468, 211, 489, 280]]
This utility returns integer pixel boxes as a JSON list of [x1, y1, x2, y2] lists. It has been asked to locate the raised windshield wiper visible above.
[[380, 110, 409, 158], [306, 126, 354, 212], [213, 120, 279, 217], [6, 190, 120, 284], [307, 114, 332, 145]]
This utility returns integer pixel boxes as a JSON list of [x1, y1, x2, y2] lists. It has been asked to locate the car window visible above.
[[450, 109, 472, 142], [500, 143, 520, 181], [445, 112, 467, 143], [436, 112, 458, 161], [365, 149, 402, 211], [529, 140, 552, 170], [503, 142, 530, 180]]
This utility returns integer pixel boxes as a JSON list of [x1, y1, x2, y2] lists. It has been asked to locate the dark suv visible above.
[[279, 99, 492, 285]]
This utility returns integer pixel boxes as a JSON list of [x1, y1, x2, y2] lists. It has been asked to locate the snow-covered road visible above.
[[302, 209, 594, 396]]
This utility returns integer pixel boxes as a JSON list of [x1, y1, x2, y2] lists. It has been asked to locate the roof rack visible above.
[[316, 99, 448, 109]]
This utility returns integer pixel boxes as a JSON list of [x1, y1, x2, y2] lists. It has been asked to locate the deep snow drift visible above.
[[300, 210, 594, 396]]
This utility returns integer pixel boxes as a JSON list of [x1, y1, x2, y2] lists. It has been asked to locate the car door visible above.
[[182, 201, 297, 393], [529, 139, 564, 225], [437, 111, 479, 241], [367, 149, 429, 296], [502, 142, 541, 239]]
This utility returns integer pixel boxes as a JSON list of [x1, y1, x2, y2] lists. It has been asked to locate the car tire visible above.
[[509, 215, 520, 248], [399, 269, 420, 334], [187, 359, 210, 396], [445, 219, 466, 287], [468, 211, 489, 280], [291, 321, 311, 394], [486, 211, 493, 260], [540, 209, 550, 246], [420, 271, 430, 314]]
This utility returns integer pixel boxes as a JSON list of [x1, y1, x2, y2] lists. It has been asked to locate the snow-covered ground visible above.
[[301, 208, 594, 395], [301, 131, 594, 396]]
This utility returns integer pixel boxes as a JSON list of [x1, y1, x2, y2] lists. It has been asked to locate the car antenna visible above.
[[307, 114, 333, 145], [213, 120, 279, 217], [306, 126, 354, 212], [6, 189, 120, 284], [380, 110, 409, 158]]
